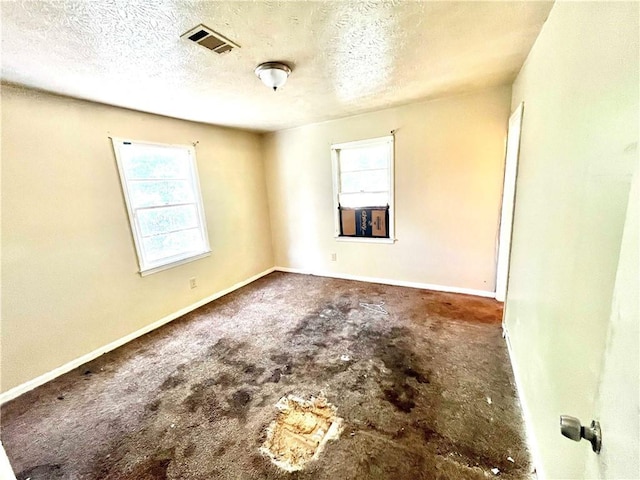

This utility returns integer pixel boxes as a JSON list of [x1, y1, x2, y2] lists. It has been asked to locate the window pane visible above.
[[122, 145, 190, 180], [128, 180, 195, 208], [340, 145, 388, 172], [341, 169, 388, 193], [137, 205, 199, 237], [339, 192, 388, 208], [142, 228, 204, 263]]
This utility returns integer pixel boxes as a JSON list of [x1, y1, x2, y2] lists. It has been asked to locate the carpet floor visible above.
[[2, 272, 532, 479]]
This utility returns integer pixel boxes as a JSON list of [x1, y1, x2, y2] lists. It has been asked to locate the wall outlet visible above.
[[330, 253, 337, 262], [189, 277, 197, 289]]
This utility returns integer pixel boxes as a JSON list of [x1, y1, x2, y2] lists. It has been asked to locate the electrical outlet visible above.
[[189, 277, 197, 289], [330, 253, 337, 262]]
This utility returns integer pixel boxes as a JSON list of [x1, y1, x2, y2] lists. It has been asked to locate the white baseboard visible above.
[[503, 325, 544, 480], [0, 443, 17, 480], [0, 267, 276, 405], [274, 266, 496, 298], [1, 266, 493, 405]]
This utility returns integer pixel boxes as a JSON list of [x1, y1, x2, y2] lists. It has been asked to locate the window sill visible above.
[[334, 236, 396, 244], [140, 251, 211, 276]]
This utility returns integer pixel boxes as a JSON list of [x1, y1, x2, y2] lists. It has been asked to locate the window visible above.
[[331, 135, 395, 242], [111, 138, 211, 275]]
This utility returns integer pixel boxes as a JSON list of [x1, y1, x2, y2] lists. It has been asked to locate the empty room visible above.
[[1, 1, 638, 479]]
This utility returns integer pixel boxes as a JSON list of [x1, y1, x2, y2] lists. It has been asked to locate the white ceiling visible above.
[[1, 1, 553, 132]]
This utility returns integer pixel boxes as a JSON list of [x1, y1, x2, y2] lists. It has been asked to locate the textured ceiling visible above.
[[1, 1, 553, 132]]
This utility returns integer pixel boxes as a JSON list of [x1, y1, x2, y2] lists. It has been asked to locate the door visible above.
[[0, 442, 16, 479], [495, 102, 523, 302], [583, 167, 639, 478]]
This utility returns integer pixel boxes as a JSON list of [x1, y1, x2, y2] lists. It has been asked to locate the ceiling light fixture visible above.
[[255, 62, 292, 91]]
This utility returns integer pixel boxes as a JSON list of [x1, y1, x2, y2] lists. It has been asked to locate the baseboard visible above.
[[1, 266, 492, 404], [274, 266, 496, 298], [0, 443, 17, 480], [0, 267, 276, 405], [503, 326, 544, 480]]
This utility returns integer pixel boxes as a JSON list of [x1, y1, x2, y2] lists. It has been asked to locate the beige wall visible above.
[[505, 2, 639, 478], [1, 85, 274, 392], [263, 86, 511, 292]]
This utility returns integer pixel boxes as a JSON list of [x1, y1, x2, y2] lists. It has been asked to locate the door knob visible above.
[[560, 415, 602, 453]]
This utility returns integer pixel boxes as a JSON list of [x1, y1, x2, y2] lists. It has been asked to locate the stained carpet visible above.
[[2, 272, 532, 479]]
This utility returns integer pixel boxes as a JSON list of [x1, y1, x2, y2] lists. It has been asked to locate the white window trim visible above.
[[111, 137, 211, 276], [335, 236, 395, 244], [331, 135, 396, 243]]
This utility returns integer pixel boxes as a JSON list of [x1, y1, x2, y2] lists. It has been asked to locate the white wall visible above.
[[263, 86, 512, 293], [504, 2, 639, 478], [1, 85, 274, 392]]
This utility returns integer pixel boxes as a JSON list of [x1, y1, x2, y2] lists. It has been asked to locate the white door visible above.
[[583, 167, 639, 478], [0, 442, 16, 480], [495, 102, 524, 302]]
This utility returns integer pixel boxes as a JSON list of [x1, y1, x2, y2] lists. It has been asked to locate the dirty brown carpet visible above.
[[2, 272, 532, 479]]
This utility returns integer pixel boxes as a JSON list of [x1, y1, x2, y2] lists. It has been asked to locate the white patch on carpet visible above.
[[260, 395, 343, 471]]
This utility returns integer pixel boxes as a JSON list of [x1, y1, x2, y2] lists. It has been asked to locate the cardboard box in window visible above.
[[340, 207, 389, 238]]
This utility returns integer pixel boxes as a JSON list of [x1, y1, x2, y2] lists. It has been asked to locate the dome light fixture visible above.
[[255, 62, 292, 91]]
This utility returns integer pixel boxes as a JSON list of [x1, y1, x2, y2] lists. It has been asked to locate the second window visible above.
[[331, 135, 394, 241]]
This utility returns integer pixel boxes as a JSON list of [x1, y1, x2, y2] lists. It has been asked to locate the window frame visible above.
[[111, 137, 211, 276], [331, 135, 395, 244]]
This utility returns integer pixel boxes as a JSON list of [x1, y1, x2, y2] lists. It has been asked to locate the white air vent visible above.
[[181, 24, 239, 54]]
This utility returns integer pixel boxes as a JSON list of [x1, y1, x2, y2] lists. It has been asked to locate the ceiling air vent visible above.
[[181, 24, 239, 54]]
